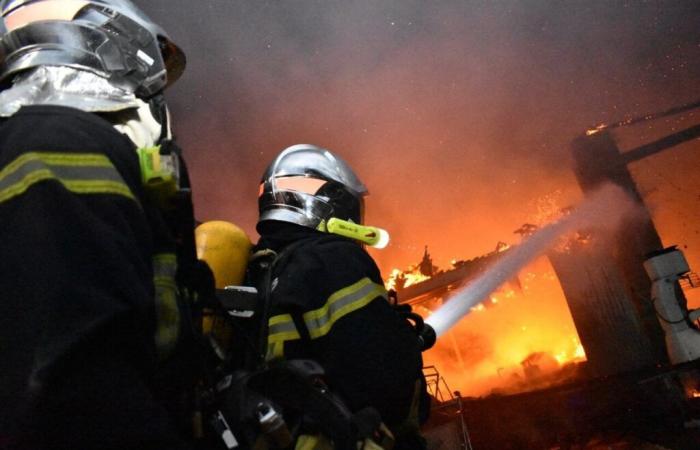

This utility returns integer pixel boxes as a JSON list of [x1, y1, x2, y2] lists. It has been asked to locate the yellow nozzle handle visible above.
[[326, 218, 390, 249]]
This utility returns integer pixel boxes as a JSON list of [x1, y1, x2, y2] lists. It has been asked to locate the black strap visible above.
[[254, 234, 349, 369]]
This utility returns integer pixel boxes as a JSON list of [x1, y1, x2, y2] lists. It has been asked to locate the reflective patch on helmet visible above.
[[4, 1, 90, 31], [136, 49, 155, 66], [273, 175, 327, 195]]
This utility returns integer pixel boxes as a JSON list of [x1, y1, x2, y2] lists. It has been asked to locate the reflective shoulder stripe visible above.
[[303, 277, 387, 339], [153, 253, 180, 359], [0, 151, 136, 204], [265, 277, 386, 360]]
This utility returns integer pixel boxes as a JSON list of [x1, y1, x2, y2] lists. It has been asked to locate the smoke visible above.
[[426, 183, 638, 337], [134, 0, 700, 274]]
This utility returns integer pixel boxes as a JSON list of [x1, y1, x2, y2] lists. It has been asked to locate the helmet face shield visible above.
[[257, 145, 367, 232], [2, 1, 89, 31], [259, 187, 335, 229], [0, 0, 185, 97]]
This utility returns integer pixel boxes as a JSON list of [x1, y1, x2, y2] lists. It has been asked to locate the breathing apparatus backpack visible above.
[[193, 221, 396, 450]]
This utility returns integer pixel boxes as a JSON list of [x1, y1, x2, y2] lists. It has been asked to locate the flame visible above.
[[405, 272, 430, 287], [385, 267, 431, 291], [496, 242, 510, 253], [419, 256, 587, 397], [586, 123, 607, 136], [553, 339, 586, 364]]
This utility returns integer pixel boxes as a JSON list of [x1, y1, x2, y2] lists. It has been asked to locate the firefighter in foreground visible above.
[[244, 144, 429, 449], [0, 1, 202, 448]]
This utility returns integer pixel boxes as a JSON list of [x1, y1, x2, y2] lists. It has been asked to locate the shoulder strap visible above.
[[254, 234, 348, 368]]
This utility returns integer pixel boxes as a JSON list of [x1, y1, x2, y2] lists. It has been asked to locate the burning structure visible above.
[[392, 101, 700, 449]]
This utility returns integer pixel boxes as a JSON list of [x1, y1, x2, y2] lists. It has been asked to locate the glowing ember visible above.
[[470, 303, 486, 312], [586, 123, 607, 136]]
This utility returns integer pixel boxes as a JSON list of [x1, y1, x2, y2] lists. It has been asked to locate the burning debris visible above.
[[416, 101, 700, 449], [387, 237, 588, 398]]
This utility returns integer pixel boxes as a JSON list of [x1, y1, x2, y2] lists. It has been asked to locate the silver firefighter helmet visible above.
[[258, 144, 368, 232], [0, 0, 185, 98]]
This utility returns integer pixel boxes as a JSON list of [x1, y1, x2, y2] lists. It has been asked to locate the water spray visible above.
[[422, 184, 635, 341]]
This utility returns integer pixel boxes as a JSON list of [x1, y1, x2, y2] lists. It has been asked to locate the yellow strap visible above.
[[153, 252, 180, 359]]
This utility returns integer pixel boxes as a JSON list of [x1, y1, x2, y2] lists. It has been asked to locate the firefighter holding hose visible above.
[[242, 144, 430, 449], [0, 1, 204, 448]]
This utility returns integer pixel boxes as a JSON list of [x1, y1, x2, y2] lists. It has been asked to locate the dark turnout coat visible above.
[[0, 105, 194, 450], [253, 223, 429, 449]]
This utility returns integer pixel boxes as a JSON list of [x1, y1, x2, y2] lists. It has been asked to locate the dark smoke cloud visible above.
[[136, 0, 700, 273]]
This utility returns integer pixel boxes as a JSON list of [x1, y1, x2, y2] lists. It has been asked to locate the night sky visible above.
[[135, 0, 700, 275]]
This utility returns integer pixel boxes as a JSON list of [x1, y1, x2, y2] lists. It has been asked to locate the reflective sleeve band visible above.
[[266, 313, 301, 360], [268, 314, 301, 341], [295, 434, 334, 450], [265, 277, 387, 361], [303, 277, 387, 339], [153, 253, 180, 359], [0, 152, 136, 204]]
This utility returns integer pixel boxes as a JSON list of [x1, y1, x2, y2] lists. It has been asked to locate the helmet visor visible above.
[[4, 1, 90, 31], [259, 187, 334, 228]]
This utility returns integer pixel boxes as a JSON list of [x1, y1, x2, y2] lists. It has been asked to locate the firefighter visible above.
[[249, 144, 429, 449], [0, 1, 202, 449]]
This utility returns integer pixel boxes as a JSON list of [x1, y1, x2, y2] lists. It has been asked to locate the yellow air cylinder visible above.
[[195, 220, 252, 288], [195, 221, 252, 342]]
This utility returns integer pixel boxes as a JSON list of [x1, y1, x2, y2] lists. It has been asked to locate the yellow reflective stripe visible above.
[[264, 278, 386, 360], [266, 314, 301, 361], [0, 152, 112, 178], [153, 253, 180, 359], [295, 434, 334, 450], [268, 314, 301, 341], [303, 277, 387, 339], [0, 152, 136, 204], [266, 341, 284, 361], [61, 179, 135, 198]]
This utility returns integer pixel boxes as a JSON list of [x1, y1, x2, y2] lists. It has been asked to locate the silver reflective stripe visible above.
[[266, 314, 301, 361], [264, 278, 387, 360], [268, 317, 298, 337], [0, 152, 136, 203], [303, 277, 387, 339]]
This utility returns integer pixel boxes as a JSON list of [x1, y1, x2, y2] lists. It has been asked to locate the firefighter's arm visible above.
[[0, 149, 189, 449], [266, 241, 424, 430]]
